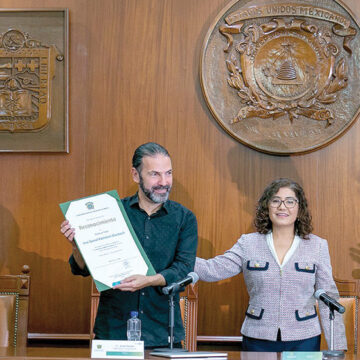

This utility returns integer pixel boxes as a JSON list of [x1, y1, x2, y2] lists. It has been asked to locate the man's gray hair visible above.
[[132, 142, 170, 172]]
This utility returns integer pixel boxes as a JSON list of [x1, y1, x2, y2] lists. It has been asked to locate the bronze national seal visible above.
[[200, 0, 360, 154]]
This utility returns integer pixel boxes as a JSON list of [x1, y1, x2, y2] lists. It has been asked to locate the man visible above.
[[60, 142, 198, 348]]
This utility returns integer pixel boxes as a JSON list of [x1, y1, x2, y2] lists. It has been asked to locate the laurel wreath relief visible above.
[[221, 19, 355, 127]]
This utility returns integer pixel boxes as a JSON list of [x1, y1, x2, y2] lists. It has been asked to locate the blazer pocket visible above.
[[295, 305, 317, 321], [246, 305, 264, 320], [295, 262, 315, 273], [246, 260, 269, 271]]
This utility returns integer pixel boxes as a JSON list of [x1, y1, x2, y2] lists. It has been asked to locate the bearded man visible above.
[[60, 142, 198, 348]]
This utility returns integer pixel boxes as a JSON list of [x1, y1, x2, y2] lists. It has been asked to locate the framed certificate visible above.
[[60, 190, 155, 291]]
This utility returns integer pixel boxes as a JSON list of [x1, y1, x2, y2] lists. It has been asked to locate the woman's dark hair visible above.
[[132, 142, 170, 172], [254, 178, 313, 239]]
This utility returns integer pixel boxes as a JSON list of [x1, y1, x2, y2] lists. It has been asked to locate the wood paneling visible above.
[[0, 0, 358, 339]]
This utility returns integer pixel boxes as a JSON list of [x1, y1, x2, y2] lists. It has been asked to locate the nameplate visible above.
[[282, 352, 323, 360], [91, 340, 144, 359]]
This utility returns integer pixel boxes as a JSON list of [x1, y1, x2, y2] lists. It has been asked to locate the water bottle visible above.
[[127, 311, 141, 341]]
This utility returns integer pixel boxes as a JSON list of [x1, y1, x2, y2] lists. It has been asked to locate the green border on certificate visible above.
[[59, 190, 156, 291]]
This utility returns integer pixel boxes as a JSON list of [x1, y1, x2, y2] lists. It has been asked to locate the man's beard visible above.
[[139, 174, 171, 204]]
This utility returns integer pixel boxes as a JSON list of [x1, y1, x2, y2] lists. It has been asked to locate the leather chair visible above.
[[0, 265, 30, 348], [90, 281, 198, 351], [319, 277, 360, 354]]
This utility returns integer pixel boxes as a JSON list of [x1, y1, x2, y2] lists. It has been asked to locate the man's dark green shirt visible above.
[[69, 193, 198, 347]]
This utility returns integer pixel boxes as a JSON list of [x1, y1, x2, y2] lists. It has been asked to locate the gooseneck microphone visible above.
[[314, 289, 345, 314], [162, 272, 199, 295]]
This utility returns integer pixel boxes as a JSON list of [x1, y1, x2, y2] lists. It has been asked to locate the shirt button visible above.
[[141, 292, 145, 296], [145, 235, 149, 239], [140, 310, 144, 314], [147, 217, 151, 220]]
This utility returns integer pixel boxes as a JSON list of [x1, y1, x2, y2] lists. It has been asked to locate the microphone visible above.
[[314, 289, 345, 314], [162, 272, 199, 295]]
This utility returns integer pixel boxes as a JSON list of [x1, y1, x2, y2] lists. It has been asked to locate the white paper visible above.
[[91, 340, 144, 359], [66, 193, 149, 289]]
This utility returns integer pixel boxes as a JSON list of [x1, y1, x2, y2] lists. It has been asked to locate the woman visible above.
[[195, 178, 347, 352]]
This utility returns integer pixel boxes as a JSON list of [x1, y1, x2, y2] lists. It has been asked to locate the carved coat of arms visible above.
[[200, 0, 360, 154], [0, 29, 61, 132]]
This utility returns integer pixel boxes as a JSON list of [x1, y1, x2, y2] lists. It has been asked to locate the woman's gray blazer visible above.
[[195, 232, 347, 350]]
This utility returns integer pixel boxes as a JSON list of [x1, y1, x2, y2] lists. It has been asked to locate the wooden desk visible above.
[[0, 346, 90, 358], [0, 348, 357, 360]]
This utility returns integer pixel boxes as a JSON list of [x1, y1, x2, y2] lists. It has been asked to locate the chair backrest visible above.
[[0, 265, 30, 348], [90, 282, 198, 351], [319, 277, 359, 354]]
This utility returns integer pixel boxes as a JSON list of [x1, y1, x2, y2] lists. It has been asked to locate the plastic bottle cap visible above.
[[130, 311, 138, 317]]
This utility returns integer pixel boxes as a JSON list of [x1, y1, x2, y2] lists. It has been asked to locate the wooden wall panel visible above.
[[0, 0, 91, 334], [0, 0, 358, 339]]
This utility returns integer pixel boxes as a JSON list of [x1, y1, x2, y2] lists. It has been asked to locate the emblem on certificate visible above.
[[60, 190, 155, 292]]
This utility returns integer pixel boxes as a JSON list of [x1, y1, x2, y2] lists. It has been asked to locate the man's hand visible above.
[[61, 220, 76, 244], [113, 274, 166, 292]]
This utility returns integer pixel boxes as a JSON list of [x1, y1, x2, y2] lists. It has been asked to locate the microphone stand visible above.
[[322, 307, 344, 358], [153, 286, 187, 353]]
